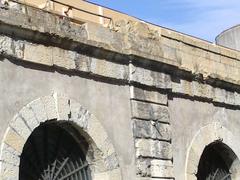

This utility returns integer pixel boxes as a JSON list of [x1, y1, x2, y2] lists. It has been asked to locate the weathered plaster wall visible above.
[[1, 3, 240, 180], [169, 98, 240, 180], [0, 58, 136, 180]]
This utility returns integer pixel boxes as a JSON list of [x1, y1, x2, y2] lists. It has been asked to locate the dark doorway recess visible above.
[[19, 121, 92, 180], [196, 141, 236, 180]]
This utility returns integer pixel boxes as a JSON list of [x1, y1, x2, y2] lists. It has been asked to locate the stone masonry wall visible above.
[[1, 3, 240, 180], [131, 86, 173, 179]]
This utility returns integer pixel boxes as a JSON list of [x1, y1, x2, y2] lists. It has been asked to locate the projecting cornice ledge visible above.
[[1, 4, 240, 90]]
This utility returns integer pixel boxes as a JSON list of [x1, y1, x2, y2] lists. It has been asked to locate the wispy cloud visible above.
[[145, 0, 240, 41], [89, 0, 240, 41]]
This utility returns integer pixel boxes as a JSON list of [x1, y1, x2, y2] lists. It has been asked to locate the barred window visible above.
[[19, 121, 92, 180]]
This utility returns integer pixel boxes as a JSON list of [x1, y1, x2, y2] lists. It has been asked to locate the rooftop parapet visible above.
[[1, 2, 240, 87]]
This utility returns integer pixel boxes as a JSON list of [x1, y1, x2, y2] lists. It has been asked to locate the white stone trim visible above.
[[185, 122, 240, 180], [0, 93, 122, 180]]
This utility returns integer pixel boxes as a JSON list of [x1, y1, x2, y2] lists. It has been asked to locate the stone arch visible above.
[[185, 122, 240, 180], [0, 93, 122, 180]]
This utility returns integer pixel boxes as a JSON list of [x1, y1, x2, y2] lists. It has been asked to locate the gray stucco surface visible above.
[[0, 58, 136, 180], [169, 97, 240, 180], [1, 3, 240, 180]]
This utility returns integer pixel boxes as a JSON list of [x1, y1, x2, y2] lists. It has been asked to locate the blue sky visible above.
[[87, 0, 240, 42]]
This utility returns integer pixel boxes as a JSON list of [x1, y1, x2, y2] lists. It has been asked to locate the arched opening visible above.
[[19, 120, 92, 180], [196, 141, 239, 180], [0, 95, 122, 180]]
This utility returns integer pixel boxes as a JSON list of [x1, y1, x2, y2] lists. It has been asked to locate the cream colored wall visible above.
[[20, 0, 138, 26]]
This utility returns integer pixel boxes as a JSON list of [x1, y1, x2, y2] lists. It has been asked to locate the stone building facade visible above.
[[1, 2, 240, 180]]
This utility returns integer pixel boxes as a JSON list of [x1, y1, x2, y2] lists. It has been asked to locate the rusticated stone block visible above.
[[192, 81, 213, 99], [25, 43, 77, 69], [150, 159, 173, 178], [0, 35, 24, 59], [83, 22, 125, 52], [75, 55, 129, 80], [131, 101, 170, 122], [130, 66, 172, 89], [24, 43, 53, 66], [74, 54, 91, 72], [90, 58, 129, 80], [234, 92, 240, 106], [1, 34, 128, 81], [225, 91, 235, 105], [133, 119, 171, 141], [52, 47, 76, 70], [213, 88, 226, 103], [172, 79, 193, 96], [136, 158, 173, 178], [172, 79, 239, 106], [0, 36, 14, 56], [136, 158, 151, 177], [135, 139, 172, 159], [131, 87, 168, 105], [162, 43, 178, 62]]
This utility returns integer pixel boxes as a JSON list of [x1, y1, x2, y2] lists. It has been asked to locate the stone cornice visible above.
[[1, 4, 240, 91]]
